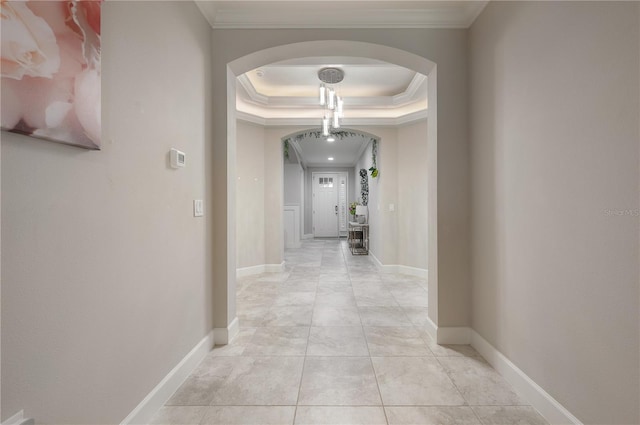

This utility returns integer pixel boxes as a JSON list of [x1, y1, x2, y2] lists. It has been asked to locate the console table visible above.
[[348, 221, 369, 255]]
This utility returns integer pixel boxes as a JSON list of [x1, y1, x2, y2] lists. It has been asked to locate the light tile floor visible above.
[[151, 239, 549, 425]]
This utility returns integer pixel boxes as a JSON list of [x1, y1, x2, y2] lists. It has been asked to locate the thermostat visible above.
[[170, 148, 185, 168]]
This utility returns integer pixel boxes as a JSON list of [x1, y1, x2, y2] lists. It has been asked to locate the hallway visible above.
[[150, 240, 548, 425]]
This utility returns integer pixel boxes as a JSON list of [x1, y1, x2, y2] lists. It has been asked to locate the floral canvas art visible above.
[[1, 0, 102, 149]]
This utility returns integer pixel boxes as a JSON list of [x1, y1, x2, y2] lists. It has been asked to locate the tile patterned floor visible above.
[[150, 239, 548, 425]]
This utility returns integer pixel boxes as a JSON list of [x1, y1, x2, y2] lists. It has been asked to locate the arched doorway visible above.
[[213, 40, 439, 344]]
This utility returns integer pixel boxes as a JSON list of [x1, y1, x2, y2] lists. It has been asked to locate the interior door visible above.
[[313, 173, 339, 237]]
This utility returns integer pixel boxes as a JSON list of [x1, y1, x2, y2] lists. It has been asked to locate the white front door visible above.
[[313, 173, 339, 237]]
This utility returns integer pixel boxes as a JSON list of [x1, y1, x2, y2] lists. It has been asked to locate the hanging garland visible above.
[[283, 140, 290, 160], [369, 139, 379, 178], [282, 129, 377, 146]]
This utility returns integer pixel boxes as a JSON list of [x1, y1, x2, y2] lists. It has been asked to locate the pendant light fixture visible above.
[[318, 67, 344, 137]]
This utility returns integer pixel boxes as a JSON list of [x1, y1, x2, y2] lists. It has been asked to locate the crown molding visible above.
[[288, 140, 307, 168], [395, 109, 429, 126], [392, 73, 427, 105], [237, 72, 427, 109], [196, 2, 489, 29], [237, 74, 269, 105], [235, 109, 427, 127]]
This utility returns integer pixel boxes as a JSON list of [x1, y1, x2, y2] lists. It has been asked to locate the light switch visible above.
[[389, 203, 395, 212], [194, 200, 204, 217]]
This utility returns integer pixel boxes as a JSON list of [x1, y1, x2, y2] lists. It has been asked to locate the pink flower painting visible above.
[[1, 0, 102, 149]]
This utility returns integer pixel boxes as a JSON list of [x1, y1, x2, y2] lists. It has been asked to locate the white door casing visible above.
[[312, 173, 339, 237], [338, 173, 348, 233]]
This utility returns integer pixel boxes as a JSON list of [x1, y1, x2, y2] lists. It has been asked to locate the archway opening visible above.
[[222, 40, 438, 343]]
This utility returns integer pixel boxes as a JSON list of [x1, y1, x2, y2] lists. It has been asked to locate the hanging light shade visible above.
[[322, 117, 330, 136], [318, 67, 345, 136], [328, 88, 335, 110]]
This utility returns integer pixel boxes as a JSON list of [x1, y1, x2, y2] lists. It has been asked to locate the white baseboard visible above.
[[397, 264, 428, 279], [302, 234, 314, 240], [422, 324, 581, 424], [424, 317, 438, 342], [369, 251, 386, 268], [264, 262, 285, 273], [213, 317, 239, 346], [470, 330, 583, 425], [437, 326, 471, 344], [370, 252, 428, 278], [236, 262, 285, 278], [2, 411, 27, 425], [236, 264, 264, 278], [120, 331, 214, 425], [424, 319, 471, 345]]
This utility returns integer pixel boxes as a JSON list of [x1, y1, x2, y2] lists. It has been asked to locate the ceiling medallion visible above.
[[318, 67, 344, 84]]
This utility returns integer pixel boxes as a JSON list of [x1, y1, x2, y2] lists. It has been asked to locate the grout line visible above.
[[342, 239, 390, 425], [433, 355, 472, 408], [293, 239, 325, 424]]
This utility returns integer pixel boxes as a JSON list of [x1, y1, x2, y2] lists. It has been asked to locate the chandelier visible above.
[[318, 67, 345, 138]]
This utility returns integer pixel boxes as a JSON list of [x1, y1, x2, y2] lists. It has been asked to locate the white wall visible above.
[[284, 164, 303, 206], [236, 121, 266, 269], [354, 139, 379, 256], [351, 122, 428, 270], [353, 127, 399, 265], [264, 129, 285, 265], [397, 120, 428, 270], [469, 3, 639, 424], [1, 2, 213, 423]]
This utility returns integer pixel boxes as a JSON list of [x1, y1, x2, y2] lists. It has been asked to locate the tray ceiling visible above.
[[236, 57, 428, 126]]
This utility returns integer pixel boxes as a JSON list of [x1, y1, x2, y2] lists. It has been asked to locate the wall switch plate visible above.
[[194, 200, 204, 217], [389, 203, 395, 212]]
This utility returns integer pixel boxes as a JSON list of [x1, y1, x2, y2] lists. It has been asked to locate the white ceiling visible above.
[[195, 1, 488, 29], [236, 56, 428, 127], [246, 61, 416, 98], [286, 130, 374, 168]]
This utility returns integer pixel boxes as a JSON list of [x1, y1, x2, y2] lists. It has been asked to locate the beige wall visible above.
[[351, 122, 428, 270], [236, 121, 266, 269], [355, 139, 381, 259], [469, 2, 639, 424], [1, 2, 213, 423], [353, 127, 399, 265], [284, 164, 303, 206], [397, 120, 429, 269], [264, 129, 285, 265]]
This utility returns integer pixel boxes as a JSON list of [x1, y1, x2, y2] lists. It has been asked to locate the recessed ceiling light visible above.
[[255, 69, 264, 77], [328, 157, 334, 161], [327, 136, 335, 142]]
